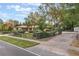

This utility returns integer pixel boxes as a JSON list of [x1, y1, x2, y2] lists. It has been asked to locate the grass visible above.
[[68, 39, 79, 56], [71, 39, 79, 47], [68, 49, 79, 56], [15, 33, 33, 39], [14, 33, 52, 41], [0, 36, 39, 48]]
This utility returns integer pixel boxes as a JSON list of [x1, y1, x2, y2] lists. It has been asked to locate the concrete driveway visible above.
[[40, 33, 75, 55], [26, 33, 76, 56]]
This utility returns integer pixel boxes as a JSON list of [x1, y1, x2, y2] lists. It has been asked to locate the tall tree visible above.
[[0, 18, 3, 24]]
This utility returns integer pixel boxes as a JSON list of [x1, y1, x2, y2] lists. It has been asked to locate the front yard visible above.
[[0, 36, 39, 48], [13, 33, 33, 39], [12, 33, 53, 41]]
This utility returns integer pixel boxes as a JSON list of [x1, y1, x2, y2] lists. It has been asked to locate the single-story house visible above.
[[16, 25, 38, 32]]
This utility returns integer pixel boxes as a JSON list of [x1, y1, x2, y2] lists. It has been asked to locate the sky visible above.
[[0, 3, 41, 23]]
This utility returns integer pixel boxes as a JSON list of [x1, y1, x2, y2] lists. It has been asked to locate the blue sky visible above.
[[0, 3, 41, 23]]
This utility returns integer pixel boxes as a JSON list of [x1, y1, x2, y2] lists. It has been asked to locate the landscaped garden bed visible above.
[[12, 32, 57, 40], [0, 36, 39, 48], [11, 29, 62, 40], [71, 39, 79, 47], [13, 33, 33, 39], [68, 49, 79, 56]]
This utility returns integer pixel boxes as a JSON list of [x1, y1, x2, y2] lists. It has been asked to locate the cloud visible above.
[[0, 13, 8, 17], [21, 3, 41, 7], [0, 4, 40, 22], [16, 7, 32, 12], [7, 5, 20, 9], [0, 11, 26, 18], [14, 14, 26, 17], [30, 3, 41, 6], [6, 3, 40, 14], [0, 12, 25, 18], [0, 12, 11, 22], [6, 5, 34, 12]]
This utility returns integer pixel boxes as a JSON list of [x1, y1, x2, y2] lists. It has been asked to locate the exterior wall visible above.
[[16, 25, 35, 32]]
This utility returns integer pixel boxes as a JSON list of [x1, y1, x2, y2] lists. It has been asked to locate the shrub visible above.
[[2, 31, 12, 34], [33, 29, 57, 39], [47, 30, 56, 36], [33, 22, 62, 39], [33, 31, 50, 39]]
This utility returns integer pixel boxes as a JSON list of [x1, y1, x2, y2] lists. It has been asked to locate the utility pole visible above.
[[74, 27, 79, 40]]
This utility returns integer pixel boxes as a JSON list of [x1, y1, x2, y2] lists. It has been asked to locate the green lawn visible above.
[[14, 33, 51, 41], [15, 33, 33, 39], [0, 36, 39, 48]]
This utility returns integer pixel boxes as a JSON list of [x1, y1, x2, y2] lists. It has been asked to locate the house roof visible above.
[[16, 26, 28, 28], [16, 25, 38, 28]]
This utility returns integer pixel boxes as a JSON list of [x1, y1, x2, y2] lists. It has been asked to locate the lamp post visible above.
[[74, 27, 79, 40]]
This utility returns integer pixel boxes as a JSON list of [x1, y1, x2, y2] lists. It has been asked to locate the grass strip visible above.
[[0, 36, 39, 48]]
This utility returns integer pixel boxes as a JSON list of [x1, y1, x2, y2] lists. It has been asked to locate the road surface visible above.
[[0, 41, 37, 56]]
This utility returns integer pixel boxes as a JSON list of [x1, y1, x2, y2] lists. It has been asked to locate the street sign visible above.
[[74, 27, 79, 32]]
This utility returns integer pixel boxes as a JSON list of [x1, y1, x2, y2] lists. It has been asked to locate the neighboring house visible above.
[[4, 21, 15, 30], [16, 25, 38, 32], [4, 20, 38, 32]]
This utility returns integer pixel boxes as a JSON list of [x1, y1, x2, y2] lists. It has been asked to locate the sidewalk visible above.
[[26, 45, 62, 56], [0, 34, 42, 43]]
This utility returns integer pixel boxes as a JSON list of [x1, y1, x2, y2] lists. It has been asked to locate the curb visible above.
[[0, 40, 41, 56]]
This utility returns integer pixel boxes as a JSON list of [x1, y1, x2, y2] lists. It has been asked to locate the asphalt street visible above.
[[0, 41, 37, 56]]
